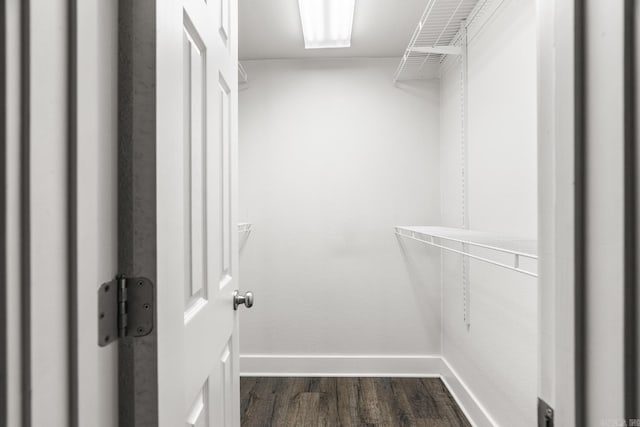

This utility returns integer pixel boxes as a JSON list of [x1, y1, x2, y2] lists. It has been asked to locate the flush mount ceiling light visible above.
[[298, 0, 356, 49]]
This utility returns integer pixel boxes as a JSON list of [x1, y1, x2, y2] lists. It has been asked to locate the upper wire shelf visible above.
[[393, 0, 479, 82], [395, 226, 538, 277]]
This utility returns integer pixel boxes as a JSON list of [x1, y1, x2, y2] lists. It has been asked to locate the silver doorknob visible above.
[[233, 290, 254, 310]]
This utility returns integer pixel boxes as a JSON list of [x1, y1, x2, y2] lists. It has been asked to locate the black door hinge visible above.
[[538, 398, 554, 427], [98, 275, 154, 347]]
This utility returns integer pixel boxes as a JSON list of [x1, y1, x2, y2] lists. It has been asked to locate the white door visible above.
[[156, 0, 242, 425]]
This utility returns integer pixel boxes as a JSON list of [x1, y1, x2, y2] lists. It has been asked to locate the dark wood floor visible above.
[[240, 377, 471, 427]]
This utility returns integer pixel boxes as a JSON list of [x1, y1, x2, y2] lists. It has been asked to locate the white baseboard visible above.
[[440, 357, 498, 427], [240, 354, 444, 377], [239, 354, 495, 427]]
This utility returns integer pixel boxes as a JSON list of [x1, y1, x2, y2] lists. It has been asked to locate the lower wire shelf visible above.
[[238, 223, 252, 233], [395, 226, 538, 277]]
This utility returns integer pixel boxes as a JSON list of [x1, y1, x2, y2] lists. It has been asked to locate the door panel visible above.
[[219, 0, 230, 44], [186, 382, 209, 427], [157, 0, 239, 424], [183, 11, 208, 319], [219, 74, 232, 286]]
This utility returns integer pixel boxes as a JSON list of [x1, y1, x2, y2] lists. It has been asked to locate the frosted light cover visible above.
[[298, 0, 356, 49]]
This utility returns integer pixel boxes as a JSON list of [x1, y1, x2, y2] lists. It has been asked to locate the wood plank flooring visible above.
[[240, 377, 471, 427]]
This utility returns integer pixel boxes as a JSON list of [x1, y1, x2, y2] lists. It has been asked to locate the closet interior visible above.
[[238, 0, 538, 425]]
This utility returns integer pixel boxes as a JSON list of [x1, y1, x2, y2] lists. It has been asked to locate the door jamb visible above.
[[118, 1, 159, 426]]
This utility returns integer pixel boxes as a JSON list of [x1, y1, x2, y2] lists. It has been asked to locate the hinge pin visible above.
[[118, 276, 127, 338]]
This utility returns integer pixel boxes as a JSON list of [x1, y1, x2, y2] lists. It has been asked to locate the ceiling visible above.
[[239, 0, 429, 60]]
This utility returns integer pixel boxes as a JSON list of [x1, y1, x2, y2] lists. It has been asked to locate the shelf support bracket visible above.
[[460, 21, 471, 328]]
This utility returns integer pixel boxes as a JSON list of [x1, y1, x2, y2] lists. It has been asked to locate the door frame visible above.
[[2, 0, 27, 424], [538, 0, 639, 424], [537, 0, 579, 423], [3, 0, 120, 425], [1, 0, 8, 423], [4, 0, 73, 424]]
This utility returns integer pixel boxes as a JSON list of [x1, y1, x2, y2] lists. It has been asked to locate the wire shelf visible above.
[[238, 62, 249, 89], [238, 223, 252, 233], [395, 226, 538, 277], [393, 0, 479, 82]]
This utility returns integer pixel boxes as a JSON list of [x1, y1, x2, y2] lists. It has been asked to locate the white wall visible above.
[[439, 0, 538, 425], [238, 58, 442, 363]]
